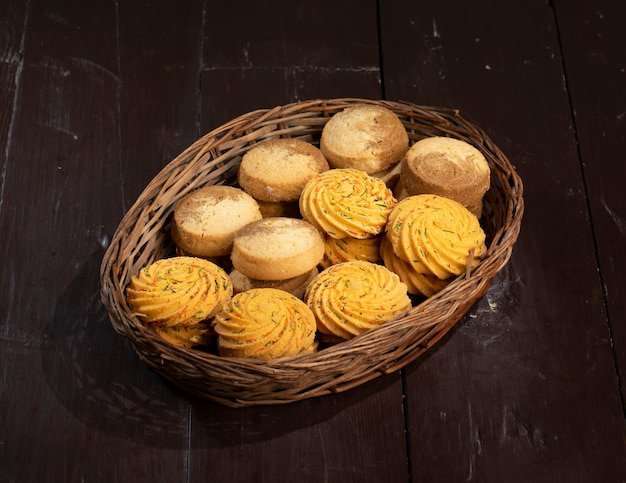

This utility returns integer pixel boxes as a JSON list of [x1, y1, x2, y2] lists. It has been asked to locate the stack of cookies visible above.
[[214, 288, 318, 359], [229, 216, 324, 299], [125, 257, 232, 348], [125, 104, 490, 359]]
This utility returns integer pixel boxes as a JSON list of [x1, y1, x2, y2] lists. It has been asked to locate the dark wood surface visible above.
[[1, 0, 625, 481]]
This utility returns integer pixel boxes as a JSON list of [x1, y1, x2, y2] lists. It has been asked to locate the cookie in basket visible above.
[[230, 216, 324, 281], [299, 168, 396, 240], [386, 194, 487, 281], [400, 136, 491, 217], [304, 260, 412, 342], [213, 288, 318, 360], [125, 256, 233, 347], [237, 138, 329, 218], [320, 104, 409, 174], [171, 185, 262, 258]]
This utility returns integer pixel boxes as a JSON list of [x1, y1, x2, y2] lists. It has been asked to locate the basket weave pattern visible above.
[[100, 98, 524, 407]]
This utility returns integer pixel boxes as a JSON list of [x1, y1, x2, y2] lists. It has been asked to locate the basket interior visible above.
[[100, 98, 523, 406]]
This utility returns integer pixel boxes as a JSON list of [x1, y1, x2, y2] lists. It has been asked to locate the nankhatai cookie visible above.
[[238, 138, 329, 203], [320, 105, 409, 174], [304, 261, 412, 341], [299, 168, 396, 239], [400, 136, 490, 217], [386, 194, 487, 281], [230, 217, 324, 281], [126, 256, 233, 328], [171, 185, 262, 257], [213, 288, 318, 360]]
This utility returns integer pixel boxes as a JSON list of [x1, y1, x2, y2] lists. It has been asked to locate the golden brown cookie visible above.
[[230, 217, 325, 281], [320, 105, 409, 173], [400, 136, 490, 217], [238, 138, 329, 203], [171, 185, 262, 257]]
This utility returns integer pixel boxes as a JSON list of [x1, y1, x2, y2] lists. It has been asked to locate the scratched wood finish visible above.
[[199, 0, 383, 129], [555, 0, 626, 399], [0, 4, 29, 481], [0, 0, 192, 481], [380, 0, 626, 481], [1, 0, 625, 481]]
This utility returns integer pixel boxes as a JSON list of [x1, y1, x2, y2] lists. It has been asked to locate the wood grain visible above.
[[1, 0, 625, 481], [0, 0, 193, 480], [380, 0, 626, 480], [555, 0, 626, 407], [199, 0, 382, 130]]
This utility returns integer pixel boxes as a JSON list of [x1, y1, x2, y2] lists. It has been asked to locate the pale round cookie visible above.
[[231, 217, 325, 281], [237, 138, 329, 203], [320, 104, 409, 174], [171, 185, 262, 257], [400, 136, 490, 217]]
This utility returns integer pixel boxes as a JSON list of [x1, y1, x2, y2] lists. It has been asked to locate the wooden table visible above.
[[2, 0, 625, 481]]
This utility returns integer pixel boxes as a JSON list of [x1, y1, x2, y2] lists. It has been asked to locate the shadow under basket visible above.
[[100, 98, 524, 407]]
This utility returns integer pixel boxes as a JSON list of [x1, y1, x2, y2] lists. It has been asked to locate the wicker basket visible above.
[[100, 98, 524, 407]]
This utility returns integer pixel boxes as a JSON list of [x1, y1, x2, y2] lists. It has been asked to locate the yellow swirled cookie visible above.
[[126, 256, 233, 328], [321, 233, 382, 268], [304, 261, 412, 341], [213, 288, 317, 360], [299, 168, 396, 239], [380, 236, 450, 297], [386, 194, 487, 280]]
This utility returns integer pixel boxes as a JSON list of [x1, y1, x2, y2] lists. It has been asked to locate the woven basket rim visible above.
[[100, 97, 524, 407]]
